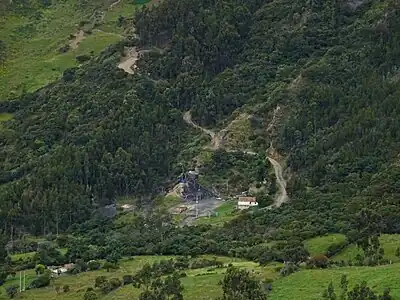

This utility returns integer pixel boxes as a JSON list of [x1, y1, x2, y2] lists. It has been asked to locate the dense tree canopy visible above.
[[1, 0, 400, 246]]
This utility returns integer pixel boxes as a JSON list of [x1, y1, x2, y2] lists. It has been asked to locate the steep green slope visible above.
[[0, 0, 143, 100], [131, 0, 400, 237], [1, 0, 400, 243], [270, 263, 400, 300], [0, 44, 190, 234]]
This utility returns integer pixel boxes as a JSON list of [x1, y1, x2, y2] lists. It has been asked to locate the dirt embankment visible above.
[[69, 30, 85, 50], [118, 47, 138, 74]]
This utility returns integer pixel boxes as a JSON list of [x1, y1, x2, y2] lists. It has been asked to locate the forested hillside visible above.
[[1, 0, 400, 245], [0, 44, 190, 235], [3, 0, 400, 299], [133, 0, 400, 235]]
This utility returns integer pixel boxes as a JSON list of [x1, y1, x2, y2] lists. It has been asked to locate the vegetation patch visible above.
[[270, 263, 400, 300], [332, 234, 400, 263], [0, 0, 140, 100], [195, 200, 237, 226], [305, 234, 346, 256]]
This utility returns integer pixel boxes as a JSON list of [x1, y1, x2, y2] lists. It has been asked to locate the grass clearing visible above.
[[332, 234, 400, 262], [1, 255, 262, 300], [0, 113, 13, 122], [10, 252, 36, 262], [304, 233, 346, 256], [195, 200, 237, 226], [0, 0, 142, 100], [270, 263, 400, 300]]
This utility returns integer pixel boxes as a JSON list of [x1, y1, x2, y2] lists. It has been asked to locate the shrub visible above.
[[174, 257, 190, 270], [103, 261, 118, 272], [122, 275, 133, 285], [308, 254, 329, 269], [191, 258, 223, 269], [109, 278, 122, 290], [76, 54, 91, 64], [30, 274, 50, 288], [79, 20, 89, 27], [280, 262, 299, 277], [68, 266, 80, 275], [34, 264, 45, 275], [84, 288, 98, 300], [88, 260, 101, 271], [63, 284, 70, 292], [6, 285, 18, 298], [325, 241, 348, 257], [75, 259, 88, 272], [55, 235, 69, 248], [95, 276, 107, 288]]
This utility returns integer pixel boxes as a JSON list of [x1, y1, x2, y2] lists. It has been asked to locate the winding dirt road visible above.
[[183, 110, 288, 207], [109, 0, 121, 10], [267, 156, 288, 207]]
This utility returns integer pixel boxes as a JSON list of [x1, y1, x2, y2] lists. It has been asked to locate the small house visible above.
[[237, 196, 258, 210], [121, 204, 134, 212]]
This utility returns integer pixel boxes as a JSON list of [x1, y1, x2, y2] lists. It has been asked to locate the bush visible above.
[[109, 278, 122, 290], [325, 241, 348, 257], [63, 284, 70, 293], [30, 274, 50, 289], [308, 255, 329, 269], [95, 276, 107, 288], [67, 266, 80, 275], [88, 260, 101, 271], [122, 274, 133, 285], [190, 258, 223, 269], [103, 261, 118, 272], [174, 257, 190, 270], [34, 264, 45, 275], [6, 285, 18, 298], [84, 288, 98, 300], [55, 235, 69, 248], [280, 262, 299, 277], [75, 259, 88, 272], [76, 54, 91, 64], [79, 20, 89, 27]]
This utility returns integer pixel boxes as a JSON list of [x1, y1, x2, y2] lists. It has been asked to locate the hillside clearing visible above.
[[332, 234, 400, 263], [195, 200, 237, 226], [305, 234, 346, 256], [0, 0, 143, 100], [270, 263, 400, 300], [1, 256, 278, 300]]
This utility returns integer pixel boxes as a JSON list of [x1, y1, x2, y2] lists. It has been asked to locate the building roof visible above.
[[238, 196, 257, 203]]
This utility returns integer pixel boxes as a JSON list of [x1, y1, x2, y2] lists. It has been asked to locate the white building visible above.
[[237, 197, 258, 210]]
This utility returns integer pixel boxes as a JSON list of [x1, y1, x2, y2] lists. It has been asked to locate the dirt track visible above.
[[183, 110, 288, 207]]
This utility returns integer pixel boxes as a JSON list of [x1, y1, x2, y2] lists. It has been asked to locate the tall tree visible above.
[[219, 266, 267, 300]]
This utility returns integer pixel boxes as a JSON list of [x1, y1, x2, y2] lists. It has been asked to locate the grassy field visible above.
[[0, 113, 13, 122], [304, 233, 400, 263], [269, 263, 400, 300], [332, 234, 400, 263], [0, 0, 144, 100], [10, 248, 67, 262], [0, 113, 13, 128], [1, 256, 280, 300], [5, 253, 400, 300], [195, 200, 237, 226], [304, 233, 346, 256]]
